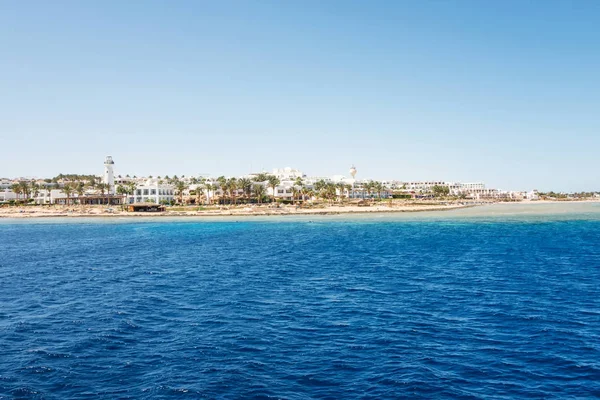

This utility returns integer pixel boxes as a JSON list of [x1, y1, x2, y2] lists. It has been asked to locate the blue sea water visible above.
[[1, 207, 600, 399]]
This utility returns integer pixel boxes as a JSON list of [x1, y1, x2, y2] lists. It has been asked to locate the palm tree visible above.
[[175, 180, 188, 205], [294, 177, 304, 203], [96, 183, 108, 205], [253, 173, 269, 183], [336, 182, 347, 202], [314, 180, 329, 202], [116, 184, 127, 197], [300, 186, 309, 203], [29, 182, 40, 203], [208, 183, 220, 205], [226, 177, 238, 205], [374, 181, 384, 200], [196, 183, 204, 205], [345, 183, 353, 200], [126, 182, 137, 204], [291, 186, 301, 205], [238, 178, 252, 203], [267, 175, 280, 204], [18, 182, 31, 202], [253, 183, 266, 204], [75, 182, 85, 205], [11, 183, 22, 202], [323, 183, 337, 204], [116, 185, 127, 209], [44, 184, 54, 204], [363, 181, 374, 200], [63, 183, 74, 206]]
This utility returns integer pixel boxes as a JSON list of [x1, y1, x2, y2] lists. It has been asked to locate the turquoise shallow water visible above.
[[1, 203, 600, 399]]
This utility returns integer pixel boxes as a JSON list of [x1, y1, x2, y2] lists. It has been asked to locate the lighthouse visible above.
[[103, 156, 115, 194], [349, 165, 357, 199], [349, 165, 357, 180]]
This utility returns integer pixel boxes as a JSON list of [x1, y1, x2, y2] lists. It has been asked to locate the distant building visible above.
[[127, 178, 175, 204], [104, 156, 115, 194], [272, 167, 305, 180]]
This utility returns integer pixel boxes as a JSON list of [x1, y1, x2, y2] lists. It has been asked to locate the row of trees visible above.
[[151, 174, 392, 206], [9, 174, 398, 206], [10, 178, 119, 205]]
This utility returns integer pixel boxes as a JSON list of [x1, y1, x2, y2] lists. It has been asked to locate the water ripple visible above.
[[1, 218, 600, 398]]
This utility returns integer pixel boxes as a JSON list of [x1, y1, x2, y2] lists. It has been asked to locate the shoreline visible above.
[[0, 203, 475, 219], [1, 200, 598, 220]]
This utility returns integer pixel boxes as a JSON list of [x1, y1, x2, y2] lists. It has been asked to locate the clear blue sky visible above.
[[1, 1, 598, 191]]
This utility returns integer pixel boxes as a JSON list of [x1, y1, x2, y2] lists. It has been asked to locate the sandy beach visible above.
[[0, 202, 476, 219], [1, 200, 598, 219]]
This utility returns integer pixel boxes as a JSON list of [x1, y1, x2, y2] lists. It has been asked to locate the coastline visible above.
[[1, 200, 598, 220], [0, 203, 475, 219]]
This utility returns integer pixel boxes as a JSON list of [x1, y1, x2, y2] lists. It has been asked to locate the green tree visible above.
[[196, 181, 204, 205], [432, 185, 450, 198], [63, 183, 74, 205], [363, 181, 375, 200], [374, 181, 384, 199], [116, 185, 127, 209], [96, 183, 109, 205], [267, 175, 281, 203], [291, 186, 301, 205], [75, 182, 86, 204], [208, 183, 220, 205], [11, 183, 22, 202], [336, 182, 347, 202], [253, 183, 266, 204], [253, 173, 269, 183], [225, 177, 238, 205], [126, 182, 137, 204], [30, 182, 41, 203], [294, 177, 304, 203], [44, 184, 54, 204], [175, 180, 188, 205], [19, 181, 31, 201], [238, 178, 252, 202]]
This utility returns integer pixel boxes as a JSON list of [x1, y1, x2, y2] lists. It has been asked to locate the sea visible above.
[[1, 203, 599, 399]]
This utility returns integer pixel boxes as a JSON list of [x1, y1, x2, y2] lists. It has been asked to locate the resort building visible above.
[[0, 189, 17, 202], [127, 178, 175, 204], [272, 167, 305, 180]]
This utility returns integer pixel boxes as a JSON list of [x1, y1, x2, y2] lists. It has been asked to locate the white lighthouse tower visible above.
[[103, 156, 115, 194], [349, 164, 357, 180], [349, 165, 357, 199]]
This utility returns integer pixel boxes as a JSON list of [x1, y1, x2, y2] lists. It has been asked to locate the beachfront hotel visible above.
[[0, 156, 543, 205]]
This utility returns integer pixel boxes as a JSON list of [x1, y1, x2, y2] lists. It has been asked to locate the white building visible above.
[[103, 156, 115, 194], [0, 189, 17, 202], [127, 178, 175, 204], [272, 167, 305, 180], [525, 190, 540, 200]]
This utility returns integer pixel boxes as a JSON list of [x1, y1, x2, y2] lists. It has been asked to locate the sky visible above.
[[1, 1, 599, 191]]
